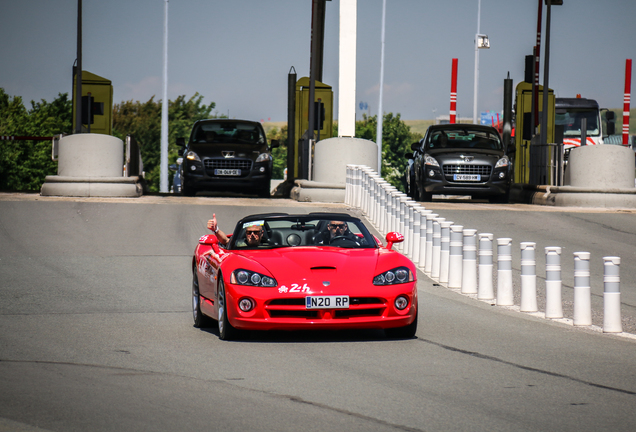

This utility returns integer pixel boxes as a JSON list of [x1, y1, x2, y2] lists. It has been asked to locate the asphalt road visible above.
[[1, 194, 635, 432]]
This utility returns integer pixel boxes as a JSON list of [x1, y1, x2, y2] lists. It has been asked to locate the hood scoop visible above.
[[311, 266, 337, 271]]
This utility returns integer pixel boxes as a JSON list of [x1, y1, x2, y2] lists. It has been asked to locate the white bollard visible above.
[[545, 247, 563, 319], [378, 184, 387, 235], [520, 242, 537, 312], [411, 205, 422, 264], [439, 221, 453, 285], [424, 213, 438, 275], [461, 229, 478, 294], [477, 233, 494, 300], [573, 252, 592, 326], [496, 238, 514, 306], [431, 217, 445, 280], [603, 256, 622, 333], [448, 225, 464, 289], [417, 208, 432, 269]]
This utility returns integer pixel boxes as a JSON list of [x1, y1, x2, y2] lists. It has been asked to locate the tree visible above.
[[0, 88, 72, 191], [350, 113, 423, 192], [112, 93, 216, 192], [266, 125, 287, 179]]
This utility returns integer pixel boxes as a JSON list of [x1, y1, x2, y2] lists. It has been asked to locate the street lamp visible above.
[[539, 0, 563, 144], [472, 0, 490, 124]]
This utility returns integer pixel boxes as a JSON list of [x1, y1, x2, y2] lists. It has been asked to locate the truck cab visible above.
[[555, 97, 616, 151]]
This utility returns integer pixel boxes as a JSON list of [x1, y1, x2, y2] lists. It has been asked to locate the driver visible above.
[[315, 220, 361, 246]]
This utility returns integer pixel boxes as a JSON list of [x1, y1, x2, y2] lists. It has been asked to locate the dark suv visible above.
[[177, 119, 278, 197], [408, 124, 511, 203]]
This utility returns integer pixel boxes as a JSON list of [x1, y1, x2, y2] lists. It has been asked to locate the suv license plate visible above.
[[215, 169, 241, 176], [305, 295, 350, 309], [454, 174, 480, 181]]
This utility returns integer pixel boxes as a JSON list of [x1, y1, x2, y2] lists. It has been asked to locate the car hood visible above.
[[233, 247, 381, 292], [188, 142, 268, 160], [432, 151, 504, 164]]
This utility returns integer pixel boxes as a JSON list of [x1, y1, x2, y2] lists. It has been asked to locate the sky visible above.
[[2, 0, 636, 123]]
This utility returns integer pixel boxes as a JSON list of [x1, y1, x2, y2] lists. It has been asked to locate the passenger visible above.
[[243, 223, 264, 247], [207, 215, 264, 247]]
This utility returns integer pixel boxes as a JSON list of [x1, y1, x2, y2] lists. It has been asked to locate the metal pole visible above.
[[533, 0, 543, 133], [160, 0, 169, 193], [376, 0, 386, 174], [472, 0, 481, 124], [287, 67, 297, 183], [540, 0, 552, 145], [75, 0, 82, 134]]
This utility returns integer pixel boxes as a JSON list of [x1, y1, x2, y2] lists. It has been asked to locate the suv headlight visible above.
[[495, 156, 509, 169], [373, 266, 414, 285], [231, 269, 277, 287], [424, 154, 439, 167], [186, 151, 201, 162], [255, 153, 272, 163]]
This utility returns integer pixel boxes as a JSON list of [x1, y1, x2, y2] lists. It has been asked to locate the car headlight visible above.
[[231, 269, 277, 287], [424, 154, 439, 167], [186, 150, 201, 162], [373, 266, 414, 285], [255, 153, 272, 163], [495, 155, 509, 169]]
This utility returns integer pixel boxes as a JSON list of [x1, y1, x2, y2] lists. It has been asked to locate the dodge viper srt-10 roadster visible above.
[[191, 212, 418, 340]]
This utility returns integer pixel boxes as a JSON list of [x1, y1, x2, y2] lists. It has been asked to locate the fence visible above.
[[346, 164, 625, 334]]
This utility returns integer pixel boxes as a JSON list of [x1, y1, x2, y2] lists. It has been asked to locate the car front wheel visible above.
[[217, 277, 243, 340], [192, 270, 213, 328], [385, 309, 418, 339]]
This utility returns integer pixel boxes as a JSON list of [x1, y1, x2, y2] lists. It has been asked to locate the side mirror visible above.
[[606, 111, 615, 122], [411, 142, 420, 151], [176, 137, 186, 147], [385, 232, 404, 250], [270, 139, 280, 149], [199, 234, 220, 253]]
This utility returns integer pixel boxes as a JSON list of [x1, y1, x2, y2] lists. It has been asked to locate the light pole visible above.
[[539, 0, 562, 144], [472, 0, 489, 124]]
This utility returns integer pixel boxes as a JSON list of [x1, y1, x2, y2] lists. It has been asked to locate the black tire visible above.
[[488, 191, 509, 204], [385, 309, 418, 339], [418, 186, 432, 202], [217, 277, 243, 340], [182, 183, 196, 197], [192, 270, 213, 328], [408, 177, 419, 200], [257, 181, 271, 198]]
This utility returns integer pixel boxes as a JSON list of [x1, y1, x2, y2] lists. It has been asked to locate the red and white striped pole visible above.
[[450, 58, 458, 124], [623, 59, 632, 146]]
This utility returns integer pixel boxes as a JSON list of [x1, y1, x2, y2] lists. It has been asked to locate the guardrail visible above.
[[346, 164, 625, 334]]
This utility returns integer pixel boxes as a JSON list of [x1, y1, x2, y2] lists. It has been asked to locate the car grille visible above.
[[266, 297, 386, 319], [443, 164, 492, 179], [204, 158, 252, 172]]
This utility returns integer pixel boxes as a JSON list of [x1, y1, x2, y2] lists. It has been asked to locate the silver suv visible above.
[[408, 124, 511, 203]]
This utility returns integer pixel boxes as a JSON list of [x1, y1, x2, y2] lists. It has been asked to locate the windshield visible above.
[[425, 128, 502, 151], [229, 216, 377, 250], [555, 108, 600, 137], [191, 121, 266, 144]]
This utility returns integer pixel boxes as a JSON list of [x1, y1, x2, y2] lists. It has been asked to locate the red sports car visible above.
[[191, 212, 418, 340]]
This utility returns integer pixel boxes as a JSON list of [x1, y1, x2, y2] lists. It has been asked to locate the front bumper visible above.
[[225, 283, 418, 331]]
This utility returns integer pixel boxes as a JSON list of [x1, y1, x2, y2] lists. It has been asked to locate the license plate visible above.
[[215, 169, 241, 176], [305, 295, 350, 309], [454, 174, 480, 181]]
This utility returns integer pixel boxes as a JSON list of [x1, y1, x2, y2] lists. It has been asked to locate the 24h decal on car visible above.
[[278, 283, 311, 293]]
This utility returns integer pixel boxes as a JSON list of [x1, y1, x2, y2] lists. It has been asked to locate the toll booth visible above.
[[513, 81, 555, 184], [294, 77, 333, 179], [72, 71, 113, 135]]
